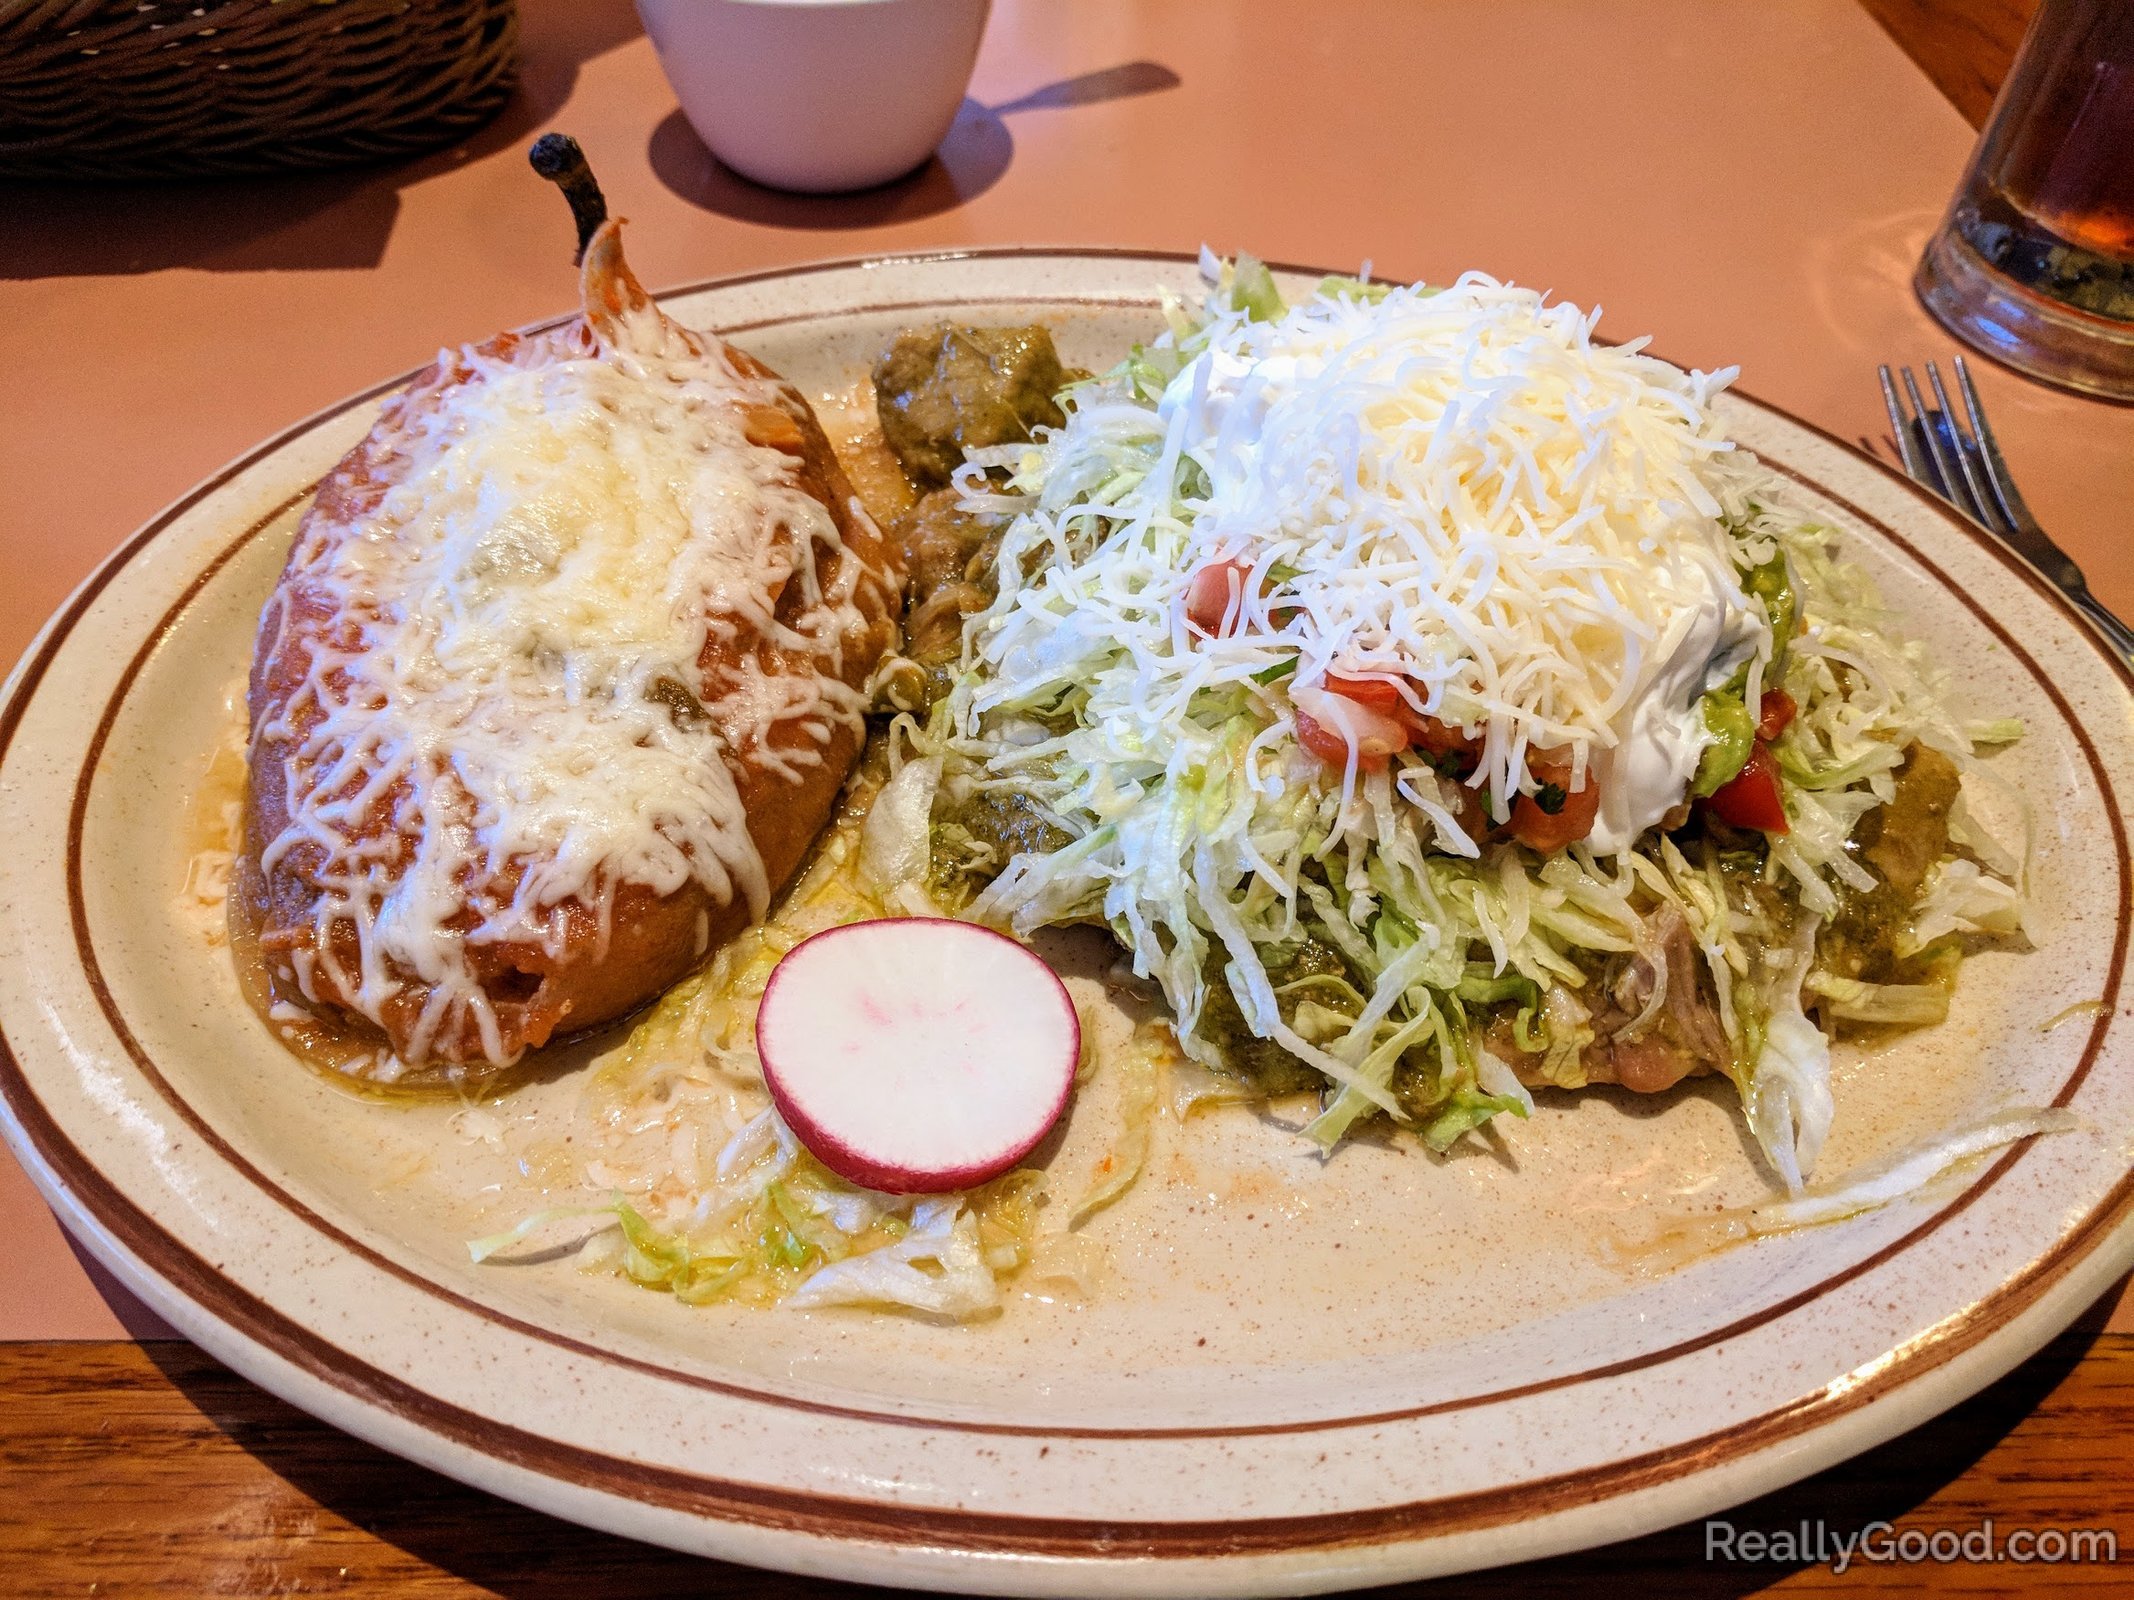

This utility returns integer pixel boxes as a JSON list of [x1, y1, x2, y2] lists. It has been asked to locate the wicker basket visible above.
[[0, 0, 519, 179]]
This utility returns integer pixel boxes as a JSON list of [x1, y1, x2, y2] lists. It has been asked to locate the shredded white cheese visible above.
[[254, 309, 870, 1065], [977, 274, 1769, 850]]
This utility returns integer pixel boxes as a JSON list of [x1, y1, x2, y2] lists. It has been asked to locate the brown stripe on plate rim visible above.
[[0, 250, 2124, 1550]]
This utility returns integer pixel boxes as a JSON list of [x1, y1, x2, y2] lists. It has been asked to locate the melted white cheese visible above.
[[257, 317, 870, 1063]]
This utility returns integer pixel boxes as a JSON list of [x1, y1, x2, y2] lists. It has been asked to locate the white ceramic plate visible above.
[[3, 252, 2131, 1597]]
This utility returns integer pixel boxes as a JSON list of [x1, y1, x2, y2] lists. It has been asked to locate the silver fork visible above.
[[1877, 355, 2134, 661]]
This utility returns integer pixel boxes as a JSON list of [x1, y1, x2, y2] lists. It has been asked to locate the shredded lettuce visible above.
[[784, 1199, 1001, 1318], [1069, 1020, 1169, 1224], [466, 1204, 616, 1264], [2041, 998, 2107, 1033], [859, 752, 942, 896], [468, 747, 1163, 1320], [915, 255, 2027, 1192], [1740, 1106, 2078, 1233], [1965, 716, 2026, 747], [477, 1090, 1058, 1317], [1803, 972, 1951, 1027], [1224, 251, 1287, 322], [1645, 1104, 2080, 1260], [1745, 919, 1834, 1192], [1903, 858, 2028, 956]]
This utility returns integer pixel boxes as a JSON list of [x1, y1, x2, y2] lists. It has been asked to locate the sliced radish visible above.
[[756, 918, 1080, 1194]]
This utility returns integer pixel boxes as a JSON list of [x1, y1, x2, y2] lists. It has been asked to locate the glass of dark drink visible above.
[[1916, 0, 2134, 400]]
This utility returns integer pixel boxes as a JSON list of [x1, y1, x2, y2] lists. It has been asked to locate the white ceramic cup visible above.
[[635, 0, 993, 195]]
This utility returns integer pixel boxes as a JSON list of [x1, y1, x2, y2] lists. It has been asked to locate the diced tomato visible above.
[[1291, 684, 1409, 771], [1325, 672, 1483, 770], [1445, 781, 1492, 844], [1706, 742, 1788, 833], [1403, 711, 1481, 771], [1324, 674, 1405, 713], [1184, 559, 1252, 636], [1295, 707, 1388, 771], [1757, 687, 1797, 742], [1507, 755, 1600, 852]]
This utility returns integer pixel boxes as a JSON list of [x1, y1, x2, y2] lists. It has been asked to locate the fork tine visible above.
[[1900, 365, 1980, 521], [1878, 364, 1930, 484], [1925, 361, 2007, 533], [1952, 355, 2033, 533]]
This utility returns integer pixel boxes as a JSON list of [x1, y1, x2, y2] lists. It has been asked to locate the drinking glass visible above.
[[1915, 0, 2134, 400]]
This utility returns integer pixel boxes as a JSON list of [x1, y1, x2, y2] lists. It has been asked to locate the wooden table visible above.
[[5, 0, 2131, 1592]]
